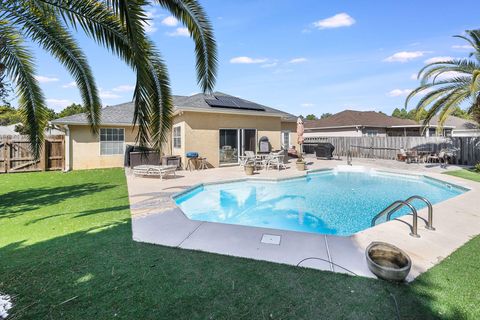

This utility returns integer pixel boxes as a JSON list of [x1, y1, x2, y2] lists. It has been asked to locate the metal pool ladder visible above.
[[371, 195, 435, 238]]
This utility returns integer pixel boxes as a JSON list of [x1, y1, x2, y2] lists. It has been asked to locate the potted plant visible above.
[[244, 161, 255, 175], [296, 152, 306, 171]]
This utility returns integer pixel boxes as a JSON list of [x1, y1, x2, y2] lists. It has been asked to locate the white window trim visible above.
[[173, 125, 182, 149], [99, 127, 125, 156], [281, 130, 291, 149]]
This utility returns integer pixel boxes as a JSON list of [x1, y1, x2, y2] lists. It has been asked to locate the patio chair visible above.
[[397, 148, 407, 161], [427, 151, 446, 164], [239, 151, 258, 167], [405, 150, 420, 164], [133, 165, 177, 180], [262, 151, 286, 170]]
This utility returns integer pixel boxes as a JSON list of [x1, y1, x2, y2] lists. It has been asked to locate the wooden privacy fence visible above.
[[0, 135, 64, 173], [304, 136, 480, 165]]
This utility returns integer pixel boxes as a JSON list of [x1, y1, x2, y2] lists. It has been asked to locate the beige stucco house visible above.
[[52, 92, 298, 170], [304, 110, 456, 138]]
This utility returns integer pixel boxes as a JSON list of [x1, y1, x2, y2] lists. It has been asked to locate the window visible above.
[[100, 128, 124, 155], [364, 129, 378, 137], [173, 126, 181, 149], [281, 131, 291, 149]]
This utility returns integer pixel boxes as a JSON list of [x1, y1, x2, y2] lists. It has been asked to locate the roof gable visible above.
[[304, 110, 418, 129]]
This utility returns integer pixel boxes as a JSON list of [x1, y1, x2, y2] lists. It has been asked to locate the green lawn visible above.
[[1, 169, 479, 319], [444, 168, 480, 182]]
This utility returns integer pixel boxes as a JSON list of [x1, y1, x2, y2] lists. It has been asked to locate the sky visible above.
[[26, 0, 479, 117]]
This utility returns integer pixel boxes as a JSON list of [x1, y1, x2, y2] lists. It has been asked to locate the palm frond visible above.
[[0, 22, 47, 158], [155, 0, 217, 92], [405, 77, 471, 107], [7, 4, 102, 132]]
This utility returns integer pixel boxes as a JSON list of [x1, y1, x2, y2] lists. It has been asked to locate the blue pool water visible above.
[[174, 170, 466, 236]]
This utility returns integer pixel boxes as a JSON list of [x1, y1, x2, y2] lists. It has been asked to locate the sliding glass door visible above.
[[219, 129, 257, 165], [242, 129, 256, 155], [219, 129, 238, 164]]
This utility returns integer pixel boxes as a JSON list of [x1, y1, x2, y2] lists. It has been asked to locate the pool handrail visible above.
[[371, 200, 420, 237], [385, 195, 435, 231]]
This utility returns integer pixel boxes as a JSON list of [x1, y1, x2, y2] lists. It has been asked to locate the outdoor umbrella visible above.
[[297, 117, 304, 154]]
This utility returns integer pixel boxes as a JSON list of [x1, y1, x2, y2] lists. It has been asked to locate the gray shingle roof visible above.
[[427, 115, 479, 129], [304, 110, 419, 129], [52, 92, 296, 125]]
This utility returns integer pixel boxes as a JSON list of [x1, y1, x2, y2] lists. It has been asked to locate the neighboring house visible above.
[[52, 92, 298, 170], [0, 124, 17, 135], [427, 115, 480, 137], [0, 123, 64, 136], [304, 110, 455, 138]]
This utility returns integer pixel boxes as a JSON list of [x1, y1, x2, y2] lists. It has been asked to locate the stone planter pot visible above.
[[245, 165, 255, 175], [296, 161, 306, 171], [366, 242, 411, 282]]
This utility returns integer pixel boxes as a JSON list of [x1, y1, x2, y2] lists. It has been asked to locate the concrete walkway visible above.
[[126, 157, 480, 281]]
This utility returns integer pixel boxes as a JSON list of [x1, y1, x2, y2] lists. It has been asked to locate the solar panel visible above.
[[205, 95, 266, 111], [204, 98, 237, 108]]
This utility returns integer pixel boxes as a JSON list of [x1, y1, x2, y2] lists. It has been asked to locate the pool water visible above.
[[174, 170, 466, 236]]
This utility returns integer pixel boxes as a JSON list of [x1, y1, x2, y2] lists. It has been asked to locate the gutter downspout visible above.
[[64, 125, 71, 172]]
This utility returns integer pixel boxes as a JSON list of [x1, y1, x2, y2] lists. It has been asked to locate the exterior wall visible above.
[[304, 127, 363, 137], [67, 113, 296, 170], [171, 114, 187, 166], [180, 111, 286, 167], [361, 127, 387, 137], [305, 127, 392, 137], [69, 125, 138, 170], [281, 121, 299, 149]]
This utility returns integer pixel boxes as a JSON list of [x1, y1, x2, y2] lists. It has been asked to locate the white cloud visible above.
[[289, 57, 308, 64], [161, 16, 178, 27], [34, 75, 59, 83], [301, 103, 315, 107], [424, 56, 453, 64], [112, 84, 135, 92], [313, 13, 355, 29], [62, 81, 77, 88], [46, 99, 72, 110], [230, 56, 268, 64], [143, 8, 161, 33], [166, 27, 190, 37], [99, 89, 121, 99], [384, 51, 425, 62], [261, 62, 278, 68], [387, 89, 412, 97], [452, 44, 473, 50]]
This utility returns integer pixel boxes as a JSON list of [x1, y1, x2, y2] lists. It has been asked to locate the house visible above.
[[304, 110, 454, 138], [0, 123, 64, 136], [52, 92, 298, 170], [427, 115, 480, 137], [0, 124, 17, 135]]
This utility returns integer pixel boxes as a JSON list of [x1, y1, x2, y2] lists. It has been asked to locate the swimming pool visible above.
[[174, 168, 466, 236]]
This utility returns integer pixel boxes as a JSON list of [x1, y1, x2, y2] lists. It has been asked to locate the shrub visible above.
[[475, 162, 480, 173]]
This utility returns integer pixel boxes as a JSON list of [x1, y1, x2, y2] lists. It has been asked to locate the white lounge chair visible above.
[[133, 165, 177, 180]]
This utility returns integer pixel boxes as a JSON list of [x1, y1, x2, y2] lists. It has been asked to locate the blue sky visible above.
[[29, 0, 479, 116]]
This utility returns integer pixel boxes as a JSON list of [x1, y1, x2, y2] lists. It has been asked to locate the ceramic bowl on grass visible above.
[[366, 242, 411, 281]]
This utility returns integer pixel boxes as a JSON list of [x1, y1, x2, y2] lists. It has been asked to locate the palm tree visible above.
[[0, 0, 217, 157], [406, 29, 480, 128]]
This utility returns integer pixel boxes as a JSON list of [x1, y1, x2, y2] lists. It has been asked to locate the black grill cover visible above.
[[314, 143, 335, 159]]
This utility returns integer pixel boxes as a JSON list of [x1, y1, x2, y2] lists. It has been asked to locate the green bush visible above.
[[475, 162, 480, 173]]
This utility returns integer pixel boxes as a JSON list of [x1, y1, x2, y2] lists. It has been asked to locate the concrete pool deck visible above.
[[126, 157, 480, 281]]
